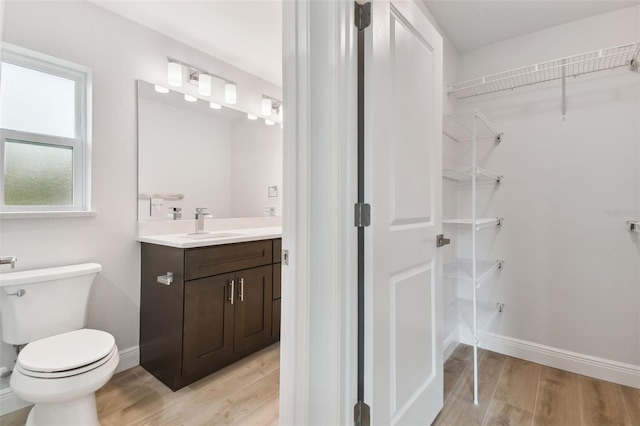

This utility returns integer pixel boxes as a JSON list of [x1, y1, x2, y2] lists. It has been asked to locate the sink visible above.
[[181, 232, 246, 240]]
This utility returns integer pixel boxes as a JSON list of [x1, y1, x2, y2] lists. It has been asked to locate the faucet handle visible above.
[[0, 256, 17, 269], [170, 207, 182, 212], [195, 207, 208, 214]]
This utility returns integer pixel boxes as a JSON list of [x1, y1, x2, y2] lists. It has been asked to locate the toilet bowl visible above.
[[11, 329, 120, 426], [0, 263, 119, 426]]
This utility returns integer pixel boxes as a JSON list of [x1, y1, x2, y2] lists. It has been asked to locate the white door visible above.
[[365, 0, 443, 424]]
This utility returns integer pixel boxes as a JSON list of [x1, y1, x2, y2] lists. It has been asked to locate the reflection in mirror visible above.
[[137, 80, 282, 222]]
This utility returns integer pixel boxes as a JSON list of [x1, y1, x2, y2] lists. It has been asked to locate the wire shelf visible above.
[[448, 41, 640, 100], [453, 298, 503, 346], [443, 167, 502, 184], [444, 259, 503, 287], [443, 217, 503, 230], [443, 111, 502, 143], [628, 221, 640, 232]]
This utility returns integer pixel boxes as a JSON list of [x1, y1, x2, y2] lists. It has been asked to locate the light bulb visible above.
[[247, 114, 258, 120], [168, 62, 182, 87], [279, 105, 284, 121], [184, 94, 197, 102], [199, 74, 212, 96], [265, 119, 274, 126], [154, 85, 169, 94], [210, 102, 222, 110], [262, 98, 272, 116], [225, 83, 237, 104]]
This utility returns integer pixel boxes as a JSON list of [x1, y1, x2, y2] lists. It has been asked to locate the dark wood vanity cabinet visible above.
[[140, 238, 281, 390]]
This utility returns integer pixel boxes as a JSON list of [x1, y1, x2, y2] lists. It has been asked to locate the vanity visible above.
[[138, 229, 282, 390]]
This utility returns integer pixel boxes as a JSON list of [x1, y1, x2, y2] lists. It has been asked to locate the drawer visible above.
[[273, 239, 282, 263], [185, 240, 273, 281]]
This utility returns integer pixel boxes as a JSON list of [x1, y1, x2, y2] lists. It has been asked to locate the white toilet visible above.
[[0, 263, 119, 426]]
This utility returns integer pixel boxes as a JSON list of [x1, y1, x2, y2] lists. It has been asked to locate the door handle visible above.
[[436, 234, 451, 247], [239, 278, 244, 302], [229, 279, 235, 305]]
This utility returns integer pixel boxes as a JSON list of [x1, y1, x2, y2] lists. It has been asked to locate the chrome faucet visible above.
[[194, 208, 212, 234], [168, 207, 182, 220], [0, 256, 17, 269]]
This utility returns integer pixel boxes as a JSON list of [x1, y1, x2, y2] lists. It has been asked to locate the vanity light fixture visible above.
[[265, 119, 274, 126], [154, 85, 169, 94], [167, 57, 237, 104], [262, 97, 273, 116], [225, 83, 237, 104], [184, 94, 197, 102], [168, 61, 182, 87], [247, 113, 258, 120], [198, 73, 212, 97], [210, 102, 222, 110]]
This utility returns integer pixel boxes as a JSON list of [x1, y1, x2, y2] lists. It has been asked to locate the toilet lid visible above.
[[18, 329, 115, 373]]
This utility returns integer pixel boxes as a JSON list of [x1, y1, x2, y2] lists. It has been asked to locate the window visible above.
[[0, 44, 91, 213]]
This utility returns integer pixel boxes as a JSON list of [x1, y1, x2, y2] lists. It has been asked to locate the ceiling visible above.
[[90, 1, 639, 85], [424, 1, 640, 52], [91, 0, 282, 86]]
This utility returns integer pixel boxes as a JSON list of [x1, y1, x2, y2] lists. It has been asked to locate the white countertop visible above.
[[137, 226, 282, 249]]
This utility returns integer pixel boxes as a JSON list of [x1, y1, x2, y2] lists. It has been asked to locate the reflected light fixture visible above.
[[154, 85, 169, 94], [168, 61, 182, 87], [265, 119, 274, 126], [225, 83, 237, 104], [184, 94, 197, 102], [262, 97, 273, 116], [247, 113, 258, 120], [199, 73, 212, 97], [210, 102, 222, 110]]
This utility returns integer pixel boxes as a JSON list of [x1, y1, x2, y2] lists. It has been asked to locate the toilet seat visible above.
[[16, 329, 116, 379]]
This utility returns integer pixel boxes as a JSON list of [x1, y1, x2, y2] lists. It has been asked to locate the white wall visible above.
[[452, 6, 640, 368], [0, 0, 281, 392], [138, 96, 232, 220], [230, 118, 283, 217]]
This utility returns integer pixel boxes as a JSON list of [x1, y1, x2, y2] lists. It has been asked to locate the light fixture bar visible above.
[[167, 57, 236, 86]]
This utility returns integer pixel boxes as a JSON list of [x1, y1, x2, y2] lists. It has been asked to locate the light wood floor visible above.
[[434, 344, 640, 426], [2, 342, 639, 425]]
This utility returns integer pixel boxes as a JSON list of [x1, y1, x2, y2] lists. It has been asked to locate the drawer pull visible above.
[[239, 278, 244, 302], [229, 279, 235, 305], [157, 272, 173, 285]]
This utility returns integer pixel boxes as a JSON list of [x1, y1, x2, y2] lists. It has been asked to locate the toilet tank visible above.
[[0, 263, 102, 345]]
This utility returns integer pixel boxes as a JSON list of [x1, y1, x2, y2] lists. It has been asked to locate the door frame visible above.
[[280, 1, 358, 424]]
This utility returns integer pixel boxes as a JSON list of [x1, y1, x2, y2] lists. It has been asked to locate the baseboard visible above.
[[116, 345, 140, 374], [443, 329, 458, 361], [482, 333, 640, 389], [0, 345, 140, 416]]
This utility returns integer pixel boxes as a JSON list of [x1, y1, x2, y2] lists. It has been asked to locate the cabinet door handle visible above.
[[239, 278, 244, 302], [229, 279, 235, 305]]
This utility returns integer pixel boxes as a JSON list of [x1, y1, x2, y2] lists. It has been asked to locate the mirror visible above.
[[137, 80, 282, 222]]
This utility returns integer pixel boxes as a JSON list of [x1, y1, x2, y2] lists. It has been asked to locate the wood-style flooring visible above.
[[2, 342, 638, 425], [434, 344, 640, 426]]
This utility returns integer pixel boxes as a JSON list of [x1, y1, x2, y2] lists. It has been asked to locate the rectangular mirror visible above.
[[137, 80, 282, 222]]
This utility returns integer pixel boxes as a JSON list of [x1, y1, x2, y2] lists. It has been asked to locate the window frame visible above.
[[0, 43, 92, 213]]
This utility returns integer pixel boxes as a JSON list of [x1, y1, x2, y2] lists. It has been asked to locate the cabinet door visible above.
[[183, 273, 235, 378], [234, 265, 273, 354]]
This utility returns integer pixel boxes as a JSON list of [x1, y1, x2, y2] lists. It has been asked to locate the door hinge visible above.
[[436, 234, 451, 247], [282, 249, 289, 266], [355, 203, 371, 227], [354, 400, 371, 426], [354, 2, 371, 31]]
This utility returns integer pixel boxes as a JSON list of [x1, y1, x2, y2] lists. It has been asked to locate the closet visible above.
[[443, 40, 640, 404]]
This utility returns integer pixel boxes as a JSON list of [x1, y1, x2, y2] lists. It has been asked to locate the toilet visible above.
[[0, 263, 119, 426]]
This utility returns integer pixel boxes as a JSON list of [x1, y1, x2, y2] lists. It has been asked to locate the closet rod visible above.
[[448, 41, 640, 100]]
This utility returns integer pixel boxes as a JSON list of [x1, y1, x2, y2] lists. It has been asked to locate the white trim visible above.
[[280, 1, 357, 424], [0, 345, 140, 416], [0, 211, 97, 219], [482, 333, 640, 389]]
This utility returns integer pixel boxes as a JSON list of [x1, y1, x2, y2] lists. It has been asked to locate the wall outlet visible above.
[[150, 198, 164, 218]]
